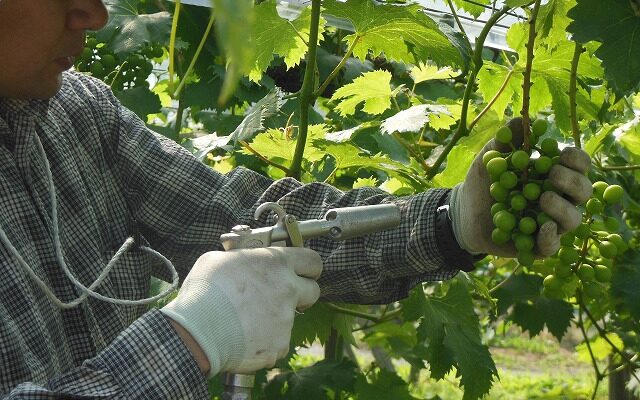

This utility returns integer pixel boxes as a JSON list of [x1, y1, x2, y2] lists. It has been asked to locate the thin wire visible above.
[[0, 132, 179, 309]]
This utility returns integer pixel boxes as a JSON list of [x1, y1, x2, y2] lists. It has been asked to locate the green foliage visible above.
[[568, 0, 640, 94], [403, 280, 498, 400]]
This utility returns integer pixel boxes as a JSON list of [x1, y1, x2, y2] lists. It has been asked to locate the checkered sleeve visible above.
[[73, 73, 459, 304], [4, 310, 209, 399]]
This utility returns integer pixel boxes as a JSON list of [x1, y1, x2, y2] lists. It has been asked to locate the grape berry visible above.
[[75, 35, 162, 91], [486, 121, 627, 302]]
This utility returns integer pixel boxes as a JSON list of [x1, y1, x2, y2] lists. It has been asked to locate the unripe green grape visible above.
[[598, 241, 618, 258], [483, 150, 502, 166], [574, 223, 591, 239], [86, 37, 98, 49], [511, 150, 530, 171], [532, 118, 548, 137], [558, 246, 580, 264], [582, 281, 602, 298], [534, 156, 553, 174], [76, 61, 89, 72], [514, 234, 535, 252], [517, 251, 535, 266], [492, 228, 511, 245], [604, 217, 620, 232], [510, 194, 527, 211], [540, 138, 559, 156], [490, 183, 509, 202], [494, 210, 517, 232], [536, 212, 552, 226], [554, 262, 573, 279], [519, 217, 537, 235], [500, 171, 519, 189], [603, 184, 624, 204], [607, 233, 628, 253], [81, 47, 93, 61], [101, 54, 117, 69], [486, 157, 508, 179], [592, 181, 608, 200], [491, 202, 508, 216], [594, 265, 612, 283], [577, 264, 595, 282], [495, 126, 513, 144], [552, 155, 561, 165], [586, 198, 604, 215], [543, 274, 563, 291], [560, 232, 575, 246], [90, 61, 105, 77], [523, 182, 541, 201]]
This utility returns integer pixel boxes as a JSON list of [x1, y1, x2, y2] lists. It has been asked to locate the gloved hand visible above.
[[449, 118, 593, 258], [160, 247, 323, 377]]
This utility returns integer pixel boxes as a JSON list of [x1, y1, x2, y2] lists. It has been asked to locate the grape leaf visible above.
[[492, 273, 573, 341], [452, 0, 491, 18], [611, 251, 640, 320], [323, 0, 463, 67], [355, 369, 419, 400], [409, 280, 498, 400], [244, 125, 327, 164], [506, 0, 534, 7], [380, 104, 453, 134], [100, 1, 171, 54], [115, 86, 162, 119], [411, 63, 457, 84], [492, 273, 543, 315], [249, 0, 324, 82], [576, 333, 624, 362], [432, 111, 497, 187], [264, 359, 359, 400], [536, 0, 575, 48], [568, 0, 640, 94], [511, 298, 574, 341], [618, 121, 640, 156], [331, 70, 393, 116]]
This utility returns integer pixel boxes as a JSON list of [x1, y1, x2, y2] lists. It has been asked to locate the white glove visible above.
[[160, 247, 323, 377], [449, 119, 593, 258]]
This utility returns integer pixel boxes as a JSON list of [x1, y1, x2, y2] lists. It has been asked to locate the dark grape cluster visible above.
[[484, 118, 556, 267], [534, 181, 626, 300], [75, 36, 162, 91]]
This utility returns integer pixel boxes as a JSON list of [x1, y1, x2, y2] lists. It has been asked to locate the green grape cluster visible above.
[[484, 119, 556, 266], [534, 181, 627, 300], [75, 36, 162, 91]]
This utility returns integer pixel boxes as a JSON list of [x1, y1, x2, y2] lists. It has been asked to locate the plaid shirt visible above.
[[0, 72, 457, 399]]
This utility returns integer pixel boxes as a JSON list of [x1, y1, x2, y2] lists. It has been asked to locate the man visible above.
[[0, 0, 593, 398]]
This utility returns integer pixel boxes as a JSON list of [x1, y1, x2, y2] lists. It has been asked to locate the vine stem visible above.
[[168, 0, 181, 92], [426, 6, 511, 180], [579, 296, 640, 385], [314, 36, 361, 98], [445, 0, 469, 40], [468, 68, 515, 133], [393, 133, 431, 173], [239, 141, 291, 174], [521, 0, 542, 155], [569, 42, 584, 148], [288, 0, 322, 180], [601, 164, 640, 171], [172, 12, 216, 98], [577, 294, 604, 400]]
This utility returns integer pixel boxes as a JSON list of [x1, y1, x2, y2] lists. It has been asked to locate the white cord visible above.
[[0, 132, 179, 309]]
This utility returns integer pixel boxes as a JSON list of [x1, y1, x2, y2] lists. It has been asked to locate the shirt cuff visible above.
[[85, 309, 210, 399]]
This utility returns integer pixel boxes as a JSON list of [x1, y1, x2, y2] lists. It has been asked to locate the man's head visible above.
[[0, 0, 108, 100]]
